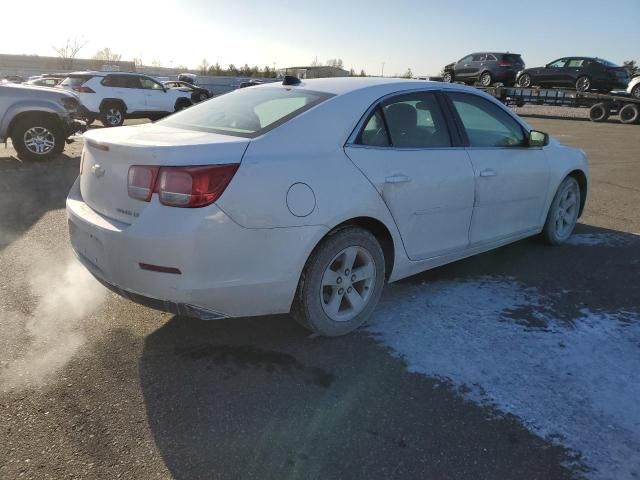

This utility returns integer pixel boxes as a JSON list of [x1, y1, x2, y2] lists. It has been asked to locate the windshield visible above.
[[161, 86, 333, 137], [594, 58, 618, 67]]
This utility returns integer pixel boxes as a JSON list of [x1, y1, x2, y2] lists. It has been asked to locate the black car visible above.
[[163, 81, 211, 102], [442, 52, 525, 87], [516, 57, 629, 92]]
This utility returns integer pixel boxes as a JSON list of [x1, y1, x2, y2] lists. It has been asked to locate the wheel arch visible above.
[[99, 98, 127, 113], [7, 111, 63, 139], [568, 169, 588, 217]]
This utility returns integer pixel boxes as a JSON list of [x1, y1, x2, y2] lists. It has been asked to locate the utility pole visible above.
[[381, 61, 385, 77]]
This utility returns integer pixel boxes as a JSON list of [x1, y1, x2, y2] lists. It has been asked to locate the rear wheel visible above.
[[619, 103, 640, 124], [291, 227, 385, 336], [175, 99, 192, 112], [198, 92, 209, 102], [442, 71, 453, 83], [543, 177, 580, 245], [518, 73, 532, 88], [100, 103, 125, 127], [11, 115, 64, 161], [589, 103, 609, 122], [479, 71, 493, 87], [576, 76, 591, 92]]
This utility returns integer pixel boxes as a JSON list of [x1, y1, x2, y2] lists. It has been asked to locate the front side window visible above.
[[140, 77, 164, 90], [448, 92, 525, 147], [160, 87, 333, 137], [472, 54, 486, 62], [548, 59, 567, 69]]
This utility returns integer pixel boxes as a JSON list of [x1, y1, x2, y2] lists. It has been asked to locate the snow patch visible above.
[[566, 233, 638, 247], [367, 277, 640, 479]]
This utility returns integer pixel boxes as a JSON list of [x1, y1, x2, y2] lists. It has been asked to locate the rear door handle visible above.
[[385, 174, 411, 184], [479, 169, 497, 177]]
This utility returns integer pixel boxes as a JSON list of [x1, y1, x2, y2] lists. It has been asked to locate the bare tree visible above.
[[93, 48, 122, 63], [310, 56, 321, 67], [199, 58, 209, 75], [52, 38, 87, 71], [402, 68, 413, 79], [325, 58, 344, 69]]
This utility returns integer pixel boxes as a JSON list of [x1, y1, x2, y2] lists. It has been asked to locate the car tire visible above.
[[11, 114, 65, 161], [518, 73, 532, 88], [174, 99, 192, 112], [631, 84, 640, 99], [291, 226, 386, 337], [589, 103, 609, 122], [479, 71, 493, 87], [619, 103, 640, 124], [199, 92, 209, 102], [442, 71, 453, 83], [100, 103, 125, 127], [543, 176, 580, 245], [576, 76, 591, 92]]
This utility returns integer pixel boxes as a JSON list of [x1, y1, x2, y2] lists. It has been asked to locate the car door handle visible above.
[[385, 174, 411, 184], [479, 169, 497, 177]]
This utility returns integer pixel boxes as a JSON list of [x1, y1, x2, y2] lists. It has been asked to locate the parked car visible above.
[[163, 80, 211, 103], [68, 77, 589, 337], [25, 77, 63, 87], [58, 72, 193, 127], [442, 52, 525, 87], [2, 75, 26, 84], [517, 57, 629, 92], [627, 75, 640, 99], [0, 82, 85, 160]]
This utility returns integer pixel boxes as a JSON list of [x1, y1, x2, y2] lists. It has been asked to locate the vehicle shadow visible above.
[[0, 153, 80, 251], [132, 224, 640, 480]]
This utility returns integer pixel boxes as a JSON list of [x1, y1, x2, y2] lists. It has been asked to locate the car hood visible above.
[[0, 82, 79, 100], [443, 62, 455, 71]]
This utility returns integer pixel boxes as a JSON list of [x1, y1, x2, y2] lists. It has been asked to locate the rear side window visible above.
[[160, 87, 333, 138], [358, 92, 451, 148], [60, 75, 92, 87], [567, 59, 585, 68], [447, 92, 525, 147]]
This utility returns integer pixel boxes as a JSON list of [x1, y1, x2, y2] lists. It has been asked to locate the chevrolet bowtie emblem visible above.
[[91, 164, 105, 178]]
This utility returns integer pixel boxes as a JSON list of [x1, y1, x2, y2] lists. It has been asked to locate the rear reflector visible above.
[[127, 164, 239, 208], [139, 263, 182, 274]]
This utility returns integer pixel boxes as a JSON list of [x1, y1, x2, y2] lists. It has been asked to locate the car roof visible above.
[[260, 76, 481, 96], [67, 71, 144, 77]]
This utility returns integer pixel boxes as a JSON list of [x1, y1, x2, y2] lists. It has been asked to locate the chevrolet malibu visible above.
[[67, 77, 589, 336]]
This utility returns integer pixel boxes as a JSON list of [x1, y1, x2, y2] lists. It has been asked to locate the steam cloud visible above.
[[0, 252, 106, 390]]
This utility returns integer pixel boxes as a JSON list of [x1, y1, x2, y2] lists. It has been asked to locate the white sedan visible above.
[[67, 77, 589, 336]]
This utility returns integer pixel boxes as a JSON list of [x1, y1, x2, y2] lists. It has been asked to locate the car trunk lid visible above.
[[79, 124, 249, 224]]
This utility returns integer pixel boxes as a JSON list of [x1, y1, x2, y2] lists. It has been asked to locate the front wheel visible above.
[[619, 103, 640, 124], [100, 104, 125, 127], [442, 71, 453, 83], [11, 115, 65, 161], [518, 73, 532, 88], [291, 227, 386, 336], [543, 177, 580, 245], [576, 76, 591, 92]]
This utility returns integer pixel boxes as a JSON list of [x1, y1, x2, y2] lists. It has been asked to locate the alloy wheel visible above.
[[553, 182, 579, 240], [23, 126, 55, 155], [576, 77, 591, 92], [519, 74, 532, 88], [106, 108, 122, 126], [320, 246, 376, 322]]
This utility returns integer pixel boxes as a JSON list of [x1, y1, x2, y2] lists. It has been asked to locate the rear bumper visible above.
[[66, 178, 327, 319]]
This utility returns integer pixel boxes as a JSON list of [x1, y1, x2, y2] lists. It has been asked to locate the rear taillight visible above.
[[128, 165, 160, 202], [127, 164, 239, 208], [73, 85, 95, 93], [498, 61, 512, 68]]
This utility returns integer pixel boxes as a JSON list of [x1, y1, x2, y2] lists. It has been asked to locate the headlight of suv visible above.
[[60, 97, 80, 111]]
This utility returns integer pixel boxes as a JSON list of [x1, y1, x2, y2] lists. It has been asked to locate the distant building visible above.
[[277, 66, 349, 79], [0, 54, 136, 78]]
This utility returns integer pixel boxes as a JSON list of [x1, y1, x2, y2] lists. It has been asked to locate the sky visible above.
[[2, 0, 639, 76]]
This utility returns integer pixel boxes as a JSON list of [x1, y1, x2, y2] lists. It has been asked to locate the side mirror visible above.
[[528, 130, 549, 147]]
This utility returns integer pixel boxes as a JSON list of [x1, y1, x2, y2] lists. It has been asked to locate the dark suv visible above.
[[442, 52, 525, 87]]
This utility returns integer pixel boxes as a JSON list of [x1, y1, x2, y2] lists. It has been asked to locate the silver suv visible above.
[[0, 83, 85, 160]]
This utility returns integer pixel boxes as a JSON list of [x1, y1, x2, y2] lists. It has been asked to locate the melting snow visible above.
[[367, 277, 640, 479]]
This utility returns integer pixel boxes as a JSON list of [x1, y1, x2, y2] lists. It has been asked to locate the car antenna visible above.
[[282, 75, 301, 86]]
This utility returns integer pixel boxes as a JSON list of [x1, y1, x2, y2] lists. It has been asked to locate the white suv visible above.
[[59, 72, 193, 127]]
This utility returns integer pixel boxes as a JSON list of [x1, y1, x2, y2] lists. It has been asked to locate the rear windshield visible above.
[[60, 75, 93, 87], [502, 54, 523, 63], [160, 86, 334, 138], [594, 58, 619, 67]]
